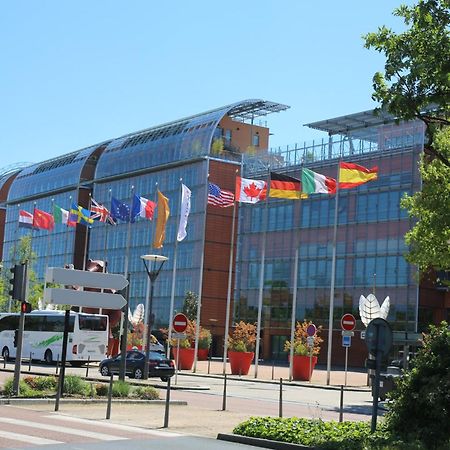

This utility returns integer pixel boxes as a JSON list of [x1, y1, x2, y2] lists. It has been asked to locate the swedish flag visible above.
[[69, 203, 94, 226]]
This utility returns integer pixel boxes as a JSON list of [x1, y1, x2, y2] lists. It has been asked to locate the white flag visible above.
[[177, 184, 191, 241]]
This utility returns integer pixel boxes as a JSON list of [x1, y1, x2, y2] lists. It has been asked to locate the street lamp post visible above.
[[141, 254, 168, 380]]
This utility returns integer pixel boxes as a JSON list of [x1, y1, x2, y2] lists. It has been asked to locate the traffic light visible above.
[[9, 263, 27, 301], [13, 330, 18, 348], [21, 301, 31, 314]]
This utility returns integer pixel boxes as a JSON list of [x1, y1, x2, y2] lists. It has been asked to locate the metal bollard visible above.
[[85, 356, 90, 378], [4, 355, 6, 369], [163, 377, 171, 428], [56, 354, 60, 375], [29, 353, 33, 371], [279, 378, 283, 418], [222, 374, 227, 411], [106, 373, 113, 419], [339, 385, 344, 422]]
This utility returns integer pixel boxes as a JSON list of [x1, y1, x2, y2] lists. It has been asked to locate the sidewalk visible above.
[[183, 358, 369, 389]]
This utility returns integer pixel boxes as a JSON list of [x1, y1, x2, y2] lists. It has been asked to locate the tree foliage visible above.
[[182, 291, 198, 321], [385, 322, 450, 449], [364, 0, 450, 166], [401, 128, 450, 270]]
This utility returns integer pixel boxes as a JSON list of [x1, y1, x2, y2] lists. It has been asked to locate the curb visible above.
[[0, 398, 187, 406], [217, 433, 314, 450], [180, 371, 369, 392]]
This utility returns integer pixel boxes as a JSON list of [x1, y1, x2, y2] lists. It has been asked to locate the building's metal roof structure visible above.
[[305, 109, 396, 135]]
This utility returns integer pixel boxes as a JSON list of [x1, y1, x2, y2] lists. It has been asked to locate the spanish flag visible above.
[[339, 162, 378, 189], [269, 172, 307, 199], [153, 191, 170, 249]]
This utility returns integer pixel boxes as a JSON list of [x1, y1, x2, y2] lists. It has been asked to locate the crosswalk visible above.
[[0, 408, 180, 448]]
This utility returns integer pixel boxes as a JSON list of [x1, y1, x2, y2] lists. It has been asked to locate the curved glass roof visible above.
[[8, 144, 103, 202], [95, 99, 289, 180]]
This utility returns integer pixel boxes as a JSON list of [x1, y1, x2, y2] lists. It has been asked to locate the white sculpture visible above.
[[128, 303, 145, 325], [359, 294, 390, 327]]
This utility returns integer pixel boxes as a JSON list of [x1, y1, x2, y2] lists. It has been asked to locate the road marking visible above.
[[0, 417, 127, 441], [0, 429, 63, 445], [47, 414, 181, 437]]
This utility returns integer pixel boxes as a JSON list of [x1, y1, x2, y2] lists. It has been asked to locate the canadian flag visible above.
[[235, 176, 267, 204]]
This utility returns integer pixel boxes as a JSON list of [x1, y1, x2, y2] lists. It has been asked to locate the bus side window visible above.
[[24, 316, 42, 332], [0, 316, 19, 332]]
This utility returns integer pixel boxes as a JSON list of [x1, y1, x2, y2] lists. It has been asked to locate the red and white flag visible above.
[[18, 210, 34, 228], [235, 176, 267, 204]]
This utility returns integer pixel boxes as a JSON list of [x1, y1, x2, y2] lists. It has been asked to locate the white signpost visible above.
[[44, 267, 128, 310]]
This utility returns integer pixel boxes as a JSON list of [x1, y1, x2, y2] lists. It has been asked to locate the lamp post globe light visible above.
[[140, 254, 168, 380]]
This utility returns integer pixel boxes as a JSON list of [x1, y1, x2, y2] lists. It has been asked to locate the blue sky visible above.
[[0, 1, 411, 170]]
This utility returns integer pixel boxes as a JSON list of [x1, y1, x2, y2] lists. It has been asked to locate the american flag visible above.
[[91, 197, 116, 225], [208, 182, 234, 207]]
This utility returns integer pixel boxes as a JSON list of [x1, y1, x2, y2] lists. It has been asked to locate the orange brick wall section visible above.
[[201, 159, 240, 353], [218, 116, 269, 152]]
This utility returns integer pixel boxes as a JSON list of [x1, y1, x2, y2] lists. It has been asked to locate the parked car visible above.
[[99, 350, 175, 381]]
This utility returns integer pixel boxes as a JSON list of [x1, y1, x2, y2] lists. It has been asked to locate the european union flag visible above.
[[111, 197, 131, 222], [69, 203, 94, 226]]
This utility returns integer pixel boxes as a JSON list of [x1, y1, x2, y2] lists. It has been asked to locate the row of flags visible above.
[[209, 162, 378, 207], [16, 162, 378, 242]]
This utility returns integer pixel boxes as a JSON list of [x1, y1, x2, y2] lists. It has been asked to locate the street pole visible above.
[[144, 281, 155, 380], [119, 276, 130, 381]]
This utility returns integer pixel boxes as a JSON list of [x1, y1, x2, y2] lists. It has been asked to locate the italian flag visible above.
[[301, 168, 336, 194], [54, 204, 76, 227]]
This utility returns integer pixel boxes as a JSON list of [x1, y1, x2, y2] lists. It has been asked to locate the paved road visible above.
[[0, 406, 254, 449]]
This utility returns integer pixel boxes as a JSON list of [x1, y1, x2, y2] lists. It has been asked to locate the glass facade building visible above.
[[1, 101, 444, 365]]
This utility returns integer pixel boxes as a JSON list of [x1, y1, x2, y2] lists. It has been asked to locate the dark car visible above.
[[99, 350, 175, 381]]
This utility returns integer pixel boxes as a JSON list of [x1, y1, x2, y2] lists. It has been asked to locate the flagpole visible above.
[[44, 199, 54, 275], [193, 158, 210, 373], [167, 178, 183, 357], [326, 163, 341, 385], [144, 182, 158, 346], [289, 246, 299, 381], [82, 195, 93, 271], [254, 165, 271, 378], [10, 204, 21, 312], [103, 189, 112, 269], [64, 196, 72, 266], [123, 186, 134, 278], [222, 171, 238, 374]]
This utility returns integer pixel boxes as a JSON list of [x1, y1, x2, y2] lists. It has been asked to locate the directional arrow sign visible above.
[[44, 288, 126, 310], [45, 267, 128, 291]]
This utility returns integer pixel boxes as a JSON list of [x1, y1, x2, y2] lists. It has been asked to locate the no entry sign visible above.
[[341, 313, 356, 331], [172, 313, 188, 333], [306, 323, 317, 337]]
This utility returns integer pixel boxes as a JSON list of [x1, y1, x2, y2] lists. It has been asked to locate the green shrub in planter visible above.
[[2, 377, 33, 397], [33, 376, 58, 391], [112, 380, 130, 398], [63, 375, 89, 396], [95, 383, 109, 396], [134, 386, 159, 400]]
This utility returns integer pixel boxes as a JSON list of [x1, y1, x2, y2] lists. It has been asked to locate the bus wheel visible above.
[[44, 349, 53, 365], [2, 347, 10, 362]]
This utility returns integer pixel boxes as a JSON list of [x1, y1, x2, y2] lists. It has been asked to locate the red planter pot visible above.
[[228, 351, 254, 375], [197, 348, 209, 361], [291, 355, 318, 381], [172, 347, 195, 370]]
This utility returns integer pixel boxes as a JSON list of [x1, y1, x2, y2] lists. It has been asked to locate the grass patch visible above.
[[111, 380, 130, 398], [63, 375, 89, 396]]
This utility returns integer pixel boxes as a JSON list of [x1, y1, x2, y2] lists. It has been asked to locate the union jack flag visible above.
[[91, 197, 116, 225]]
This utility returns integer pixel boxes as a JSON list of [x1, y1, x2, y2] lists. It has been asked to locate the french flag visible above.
[[131, 194, 156, 221], [18, 210, 34, 228]]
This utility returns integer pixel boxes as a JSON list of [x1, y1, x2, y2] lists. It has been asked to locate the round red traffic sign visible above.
[[341, 313, 356, 331], [172, 313, 188, 333]]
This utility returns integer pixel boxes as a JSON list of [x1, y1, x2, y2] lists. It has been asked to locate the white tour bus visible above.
[[0, 310, 108, 365]]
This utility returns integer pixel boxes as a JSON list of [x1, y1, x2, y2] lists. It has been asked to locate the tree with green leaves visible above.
[[401, 128, 450, 271], [0, 235, 43, 312], [182, 291, 198, 321], [364, 0, 450, 166], [384, 322, 450, 448]]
